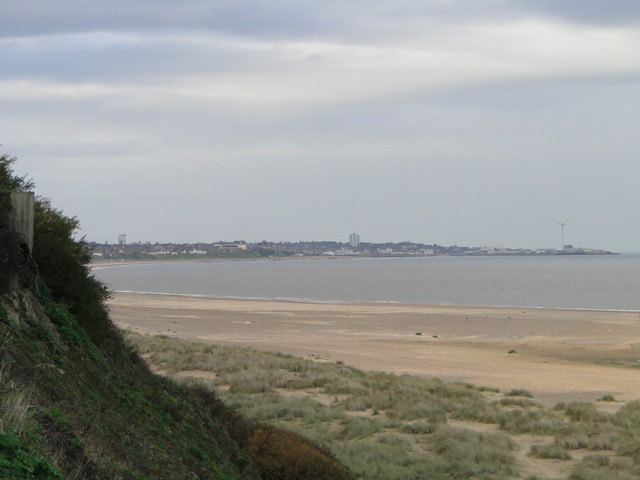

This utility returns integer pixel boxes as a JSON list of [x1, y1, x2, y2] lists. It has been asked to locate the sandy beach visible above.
[[108, 292, 640, 407]]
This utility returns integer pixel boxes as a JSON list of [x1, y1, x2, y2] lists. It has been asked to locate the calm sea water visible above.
[[93, 254, 640, 311]]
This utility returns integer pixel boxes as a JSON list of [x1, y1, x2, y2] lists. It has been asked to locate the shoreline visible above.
[[108, 291, 640, 408], [108, 289, 640, 314], [90, 250, 629, 270]]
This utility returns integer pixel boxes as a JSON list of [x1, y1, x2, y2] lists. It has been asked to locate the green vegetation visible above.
[[0, 431, 62, 479], [506, 388, 534, 398], [124, 332, 640, 479], [0, 154, 353, 479]]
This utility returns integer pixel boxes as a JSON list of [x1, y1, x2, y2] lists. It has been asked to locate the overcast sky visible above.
[[2, 1, 640, 251]]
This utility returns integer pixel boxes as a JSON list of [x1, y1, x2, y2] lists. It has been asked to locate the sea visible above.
[[93, 254, 640, 312]]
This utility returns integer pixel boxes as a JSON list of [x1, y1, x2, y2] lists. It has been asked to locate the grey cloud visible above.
[[5, 0, 639, 45], [1, 32, 265, 83], [2, 0, 324, 38], [2, 1, 640, 250], [508, 0, 640, 26]]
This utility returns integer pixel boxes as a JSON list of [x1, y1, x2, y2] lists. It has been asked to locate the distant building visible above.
[[349, 232, 360, 248], [118, 234, 127, 246]]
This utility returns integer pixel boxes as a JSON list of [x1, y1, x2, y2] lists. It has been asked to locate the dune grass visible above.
[[126, 331, 640, 480]]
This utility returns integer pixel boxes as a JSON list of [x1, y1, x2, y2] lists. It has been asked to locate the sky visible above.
[[2, 1, 640, 251]]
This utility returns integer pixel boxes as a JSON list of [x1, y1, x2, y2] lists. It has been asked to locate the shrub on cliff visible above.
[[0, 154, 262, 478], [0, 153, 114, 351], [31, 198, 114, 350]]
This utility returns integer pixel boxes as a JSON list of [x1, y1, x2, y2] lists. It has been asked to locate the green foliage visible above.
[[0, 431, 63, 480], [565, 402, 608, 423], [0, 154, 34, 192], [498, 397, 542, 408], [36, 283, 99, 358], [568, 454, 640, 480], [430, 427, 519, 478], [505, 388, 533, 398], [190, 383, 353, 480], [529, 442, 573, 460], [32, 199, 111, 329], [0, 155, 263, 479]]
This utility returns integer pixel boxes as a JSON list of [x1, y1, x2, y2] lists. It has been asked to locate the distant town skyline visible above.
[[97, 231, 615, 255], [91, 237, 616, 263]]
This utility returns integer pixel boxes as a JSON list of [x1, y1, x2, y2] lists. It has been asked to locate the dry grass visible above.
[[126, 331, 640, 480]]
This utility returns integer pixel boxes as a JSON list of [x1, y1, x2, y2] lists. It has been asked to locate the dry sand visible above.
[[108, 292, 640, 407]]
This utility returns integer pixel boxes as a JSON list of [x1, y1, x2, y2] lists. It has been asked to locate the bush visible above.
[[0, 431, 62, 480], [245, 426, 355, 480], [430, 427, 519, 478], [529, 443, 572, 460], [565, 402, 608, 423], [568, 454, 640, 480], [506, 389, 533, 398], [399, 421, 436, 435]]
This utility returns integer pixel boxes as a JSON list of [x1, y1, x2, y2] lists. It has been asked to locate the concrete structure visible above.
[[10, 192, 35, 251], [349, 232, 360, 248]]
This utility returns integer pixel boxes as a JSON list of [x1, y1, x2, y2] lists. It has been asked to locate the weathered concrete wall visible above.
[[10, 192, 35, 251]]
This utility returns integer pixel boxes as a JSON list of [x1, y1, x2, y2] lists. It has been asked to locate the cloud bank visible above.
[[1, 1, 639, 250]]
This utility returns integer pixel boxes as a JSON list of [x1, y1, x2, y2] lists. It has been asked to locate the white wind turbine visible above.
[[551, 216, 572, 251]]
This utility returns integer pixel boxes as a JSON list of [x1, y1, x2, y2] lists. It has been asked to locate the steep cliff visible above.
[[0, 154, 259, 479], [0, 279, 263, 479]]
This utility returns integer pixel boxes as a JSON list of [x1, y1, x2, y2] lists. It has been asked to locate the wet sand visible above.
[[108, 292, 640, 407]]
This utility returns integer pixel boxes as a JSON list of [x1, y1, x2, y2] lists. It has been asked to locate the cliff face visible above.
[[0, 153, 254, 477], [0, 156, 358, 480], [0, 281, 259, 480]]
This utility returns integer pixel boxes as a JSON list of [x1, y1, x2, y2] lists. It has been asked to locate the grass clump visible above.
[[499, 397, 542, 409], [565, 402, 609, 423], [478, 385, 500, 393], [430, 427, 519, 478], [529, 442, 573, 460], [399, 421, 436, 435], [568, 454, 640, 480], [506, 388, 534, 398], [599, 394, 617, 402]]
